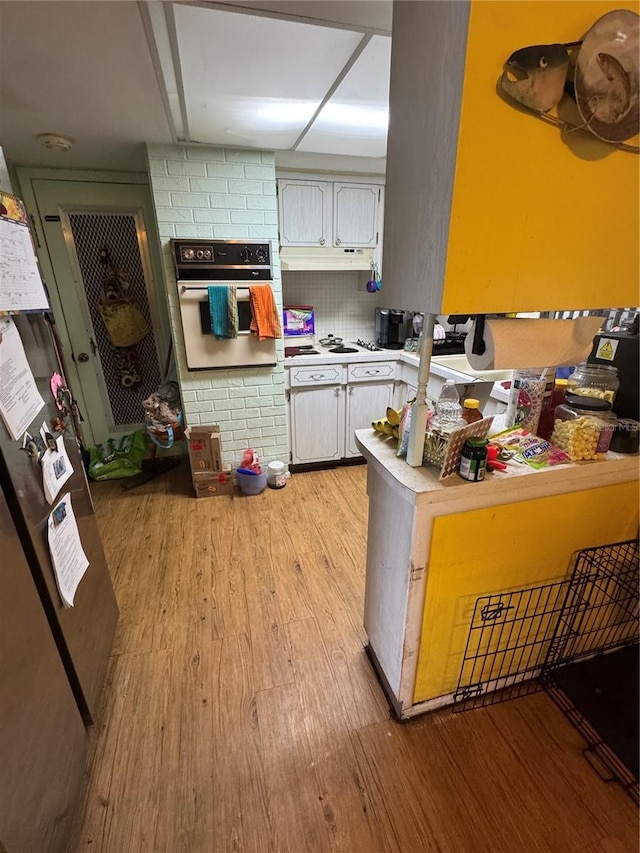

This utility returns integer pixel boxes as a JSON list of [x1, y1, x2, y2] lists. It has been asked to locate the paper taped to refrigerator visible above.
[[0, 201, 49, 312], [42, 434, 73, 505], [0, 316, 45, 440], [47, 493, 89, 608]]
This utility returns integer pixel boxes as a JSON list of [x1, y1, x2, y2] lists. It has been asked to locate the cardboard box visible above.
[[193, 472, 235, 498], [186, 425, 222, 477], [186, 425, 235, 497]]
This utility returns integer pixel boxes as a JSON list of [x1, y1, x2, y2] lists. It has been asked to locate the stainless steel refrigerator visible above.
[[0, 312, 118, 852]]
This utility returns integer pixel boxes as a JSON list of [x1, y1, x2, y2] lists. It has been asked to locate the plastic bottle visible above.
[[433, 381, 463, 426], [461, 398, 483, 424]]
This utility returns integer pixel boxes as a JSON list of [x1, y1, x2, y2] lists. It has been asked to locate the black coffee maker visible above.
[[375, 308, 409, 349]]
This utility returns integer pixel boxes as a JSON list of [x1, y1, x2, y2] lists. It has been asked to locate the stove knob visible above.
[[241, 246, 252, 263], [204, 249, 212, 259], [183, 248, 195, 260], [256, 247, 267, 264], [196, 250, 204, 259]]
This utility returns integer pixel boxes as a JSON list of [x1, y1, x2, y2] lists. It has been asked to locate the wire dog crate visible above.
[[454, 540, 639, 797]]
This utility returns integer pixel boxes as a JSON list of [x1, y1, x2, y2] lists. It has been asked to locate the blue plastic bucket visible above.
[[236, 469, 267, 495]]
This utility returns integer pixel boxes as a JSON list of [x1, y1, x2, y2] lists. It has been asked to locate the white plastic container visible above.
[[267, 460, 288, 489]]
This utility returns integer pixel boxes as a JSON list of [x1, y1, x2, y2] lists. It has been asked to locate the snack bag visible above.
[[490, 427, 569, 470]]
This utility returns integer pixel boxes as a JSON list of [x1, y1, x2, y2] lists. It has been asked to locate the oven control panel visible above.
[[172, 239, 271, 270]]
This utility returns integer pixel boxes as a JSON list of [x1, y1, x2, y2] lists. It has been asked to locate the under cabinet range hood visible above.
[[279, 246, 374, 272]]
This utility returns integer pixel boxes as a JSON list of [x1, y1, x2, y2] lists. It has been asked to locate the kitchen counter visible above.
[[354, 427, 639, 720]]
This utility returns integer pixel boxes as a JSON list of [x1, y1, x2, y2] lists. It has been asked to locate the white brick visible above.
[[152, 176, 189, 192], [232, 428, 254, 440], [157, 223, 176, 238], [153, 190, 171, 206], [258, 384, 277, 396], [247, 196, 277, 211], [230, 210, 265, 225], [188, 401, 214, 413], [209, 194, 247, 210], [243, 374, 274, 386], [186, 146, 225, 162], [167, 160, 207, 176], [171, 192, 210, 208], [274, 416, 287, 426], [194, 209, 231, 224], [206, 163, 245, 179], [261, 426, 284, 437], [148, 159, 167, 176], [271, 372, 286, 384], [213, 226, 249, 239], [243, 165, 274, 180], [245, 397, 268, 408], [196, 388, 230, 401], [189, 178, 228, 193], [264, 212, 278, 226], [225, 149, 262, 164], [249, 226, 277, 238], [260, 406, 287, 418], [214, 398, 246, 411], [174, 224, 214, 238], [219, 374, 245, 387], [260, 435, 279, 448], [228, 180, 263, 195], [261, 151, 275, 165], [155, 208, 194, 223], [210, 410, 232, 422], [262, 182, 277, 196], [229, 386, 258, 398], [185, 412, 200, 426], [181, 391, 197, 403], [147, 143, 186, 159], [181, 377, 212, 390]]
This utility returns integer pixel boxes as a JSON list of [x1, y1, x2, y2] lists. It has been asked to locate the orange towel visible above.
[[248, 285, 282, 340]]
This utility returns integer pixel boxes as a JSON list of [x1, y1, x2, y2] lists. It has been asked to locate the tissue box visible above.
[[283, 305, 315, 337]]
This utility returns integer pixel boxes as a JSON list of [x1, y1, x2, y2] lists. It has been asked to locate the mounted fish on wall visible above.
[[500, 9, 639, 152]]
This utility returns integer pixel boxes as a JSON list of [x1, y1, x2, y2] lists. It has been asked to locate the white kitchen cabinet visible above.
[[345, 380, 395, 458], [333, 183, 380, 248], [288, 385, 345, 465], [278, 180, 331, 247], [278, 178, 381, 248]]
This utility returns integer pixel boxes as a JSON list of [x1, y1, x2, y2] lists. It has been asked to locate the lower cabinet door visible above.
[[345, 380, 395, 458], [289, 385, 345, 464]]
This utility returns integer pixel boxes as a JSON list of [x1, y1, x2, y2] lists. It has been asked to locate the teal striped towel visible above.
[[208, 286, 238, 339]]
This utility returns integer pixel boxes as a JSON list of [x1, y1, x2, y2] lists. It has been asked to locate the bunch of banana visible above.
[[372, 407, 402, 440]]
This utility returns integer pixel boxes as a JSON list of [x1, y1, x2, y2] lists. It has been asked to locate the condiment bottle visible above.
[[537, 378, 568, 440], [461, 398, 483, 424]]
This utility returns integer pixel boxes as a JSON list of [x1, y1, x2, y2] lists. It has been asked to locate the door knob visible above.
[[77, 352, 90, 363]]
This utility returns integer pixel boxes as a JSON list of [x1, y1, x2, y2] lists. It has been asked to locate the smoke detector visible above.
[[38, 134, 73, 151]]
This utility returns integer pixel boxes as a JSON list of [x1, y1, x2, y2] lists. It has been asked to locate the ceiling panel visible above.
[[175, 4, 363, 148], [0, 1, 171, 170], [297, 35, 391, 158]]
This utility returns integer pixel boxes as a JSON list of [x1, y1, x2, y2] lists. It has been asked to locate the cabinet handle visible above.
[[335, 238, 341, 245], [334, 387, 340, 396], [310, 373, 325, 380], [319, 238, 325, 246], [365, 369, 380, 375], [349, 386, 353, 394]]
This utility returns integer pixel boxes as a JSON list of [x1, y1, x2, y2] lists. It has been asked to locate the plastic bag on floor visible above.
[[88, 430, 147, 480]]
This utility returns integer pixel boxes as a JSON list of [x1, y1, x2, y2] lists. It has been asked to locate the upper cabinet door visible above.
[[278, 180, 332, 247], [333, 183, 379, 248]]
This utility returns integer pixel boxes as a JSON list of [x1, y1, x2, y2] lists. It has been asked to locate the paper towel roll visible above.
[[464, 317, 603, 370]]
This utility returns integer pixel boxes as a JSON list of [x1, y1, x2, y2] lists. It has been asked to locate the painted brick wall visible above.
[[146, 143, 287, 466]]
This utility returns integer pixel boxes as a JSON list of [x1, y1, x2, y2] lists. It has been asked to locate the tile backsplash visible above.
[[282, 271, 378, 342]]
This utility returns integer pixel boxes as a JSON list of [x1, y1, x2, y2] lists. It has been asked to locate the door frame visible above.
[[16, 168, 170, 447]]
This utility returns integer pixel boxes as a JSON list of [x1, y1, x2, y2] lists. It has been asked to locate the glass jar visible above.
[[551, 394, 616, 460], [459, 438, 488, 481], [566, 362, 620, 404]]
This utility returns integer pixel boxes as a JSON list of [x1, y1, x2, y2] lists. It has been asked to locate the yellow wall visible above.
[[442, 1, 640, 314], [413, 481, 639, 703]]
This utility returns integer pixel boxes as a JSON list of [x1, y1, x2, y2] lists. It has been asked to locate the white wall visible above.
[[146, 143, 288, 467]]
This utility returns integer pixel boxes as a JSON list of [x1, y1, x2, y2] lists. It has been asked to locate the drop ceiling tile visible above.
[[298, 34, 391, 158], [174, 4, 363, 148]]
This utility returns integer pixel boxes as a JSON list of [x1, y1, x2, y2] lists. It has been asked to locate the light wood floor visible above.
[[70, 463, 637, 852]]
